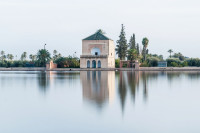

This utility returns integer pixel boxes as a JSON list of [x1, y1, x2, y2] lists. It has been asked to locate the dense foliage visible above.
[[186, 58, 200, 67], [55, 56, 80, 68]]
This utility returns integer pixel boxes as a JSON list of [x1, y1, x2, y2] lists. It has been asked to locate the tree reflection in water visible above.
[[127, 71, 139, 103], [37, 71, 80, 95], [117, 71, 127, 113], [141, 72, 148, 102], [118, 71, 160, 112]]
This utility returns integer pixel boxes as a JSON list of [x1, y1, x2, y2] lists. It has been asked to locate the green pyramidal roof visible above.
[[83, 30, 111, 40]]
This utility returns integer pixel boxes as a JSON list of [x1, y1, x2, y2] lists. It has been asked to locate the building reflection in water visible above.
[[37, 71, 59, 95], [37, 72, 51, 94], [81, 71, 115, 108]]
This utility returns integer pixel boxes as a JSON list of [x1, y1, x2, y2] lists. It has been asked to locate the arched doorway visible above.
[[91, 47, 101, 55], [87, 60, 90, 68], [92, 60, 96, 68], [98, 60, 101, 68]]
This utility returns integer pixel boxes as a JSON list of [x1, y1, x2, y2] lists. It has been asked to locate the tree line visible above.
[[115, 24, 200, 67], [0, 49, 79, 68]]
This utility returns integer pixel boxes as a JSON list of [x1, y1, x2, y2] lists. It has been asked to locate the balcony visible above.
[[80, 55, 108, 58]]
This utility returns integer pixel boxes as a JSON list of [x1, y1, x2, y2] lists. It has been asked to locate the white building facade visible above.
[[80, 30, 115, 68]]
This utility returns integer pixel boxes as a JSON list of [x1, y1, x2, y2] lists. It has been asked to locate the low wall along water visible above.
[[0, 67, 200, 71]]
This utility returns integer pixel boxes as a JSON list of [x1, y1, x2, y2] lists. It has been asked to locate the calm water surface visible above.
[[0, 71, 200, 133]]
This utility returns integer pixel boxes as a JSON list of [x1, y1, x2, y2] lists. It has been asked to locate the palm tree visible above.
[[21, 52, 27, 61], [58, 53, 62, 58], [7, 54, 14, 61], [29, 54, 33, 61], [53, 50, 57, 56], [168, 49, 173, 58], [0, 51, 5, 62], [32, 55, 37, 61], [127, 49, 138, 62], [23, 52, 27, 60], [29, 54, 37, 62], [53, 50, 58, 60], [127, 49, 138, 68], [7, 54, 10, 60], [9, 54, 14, 61], [1, 51, 5, 56], [142, 37, 149, 61], [37, 49, 51, 67]]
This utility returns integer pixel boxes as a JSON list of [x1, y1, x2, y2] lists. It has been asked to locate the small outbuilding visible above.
[[157, 61, 167, 67], [46, 60, 57, 70]]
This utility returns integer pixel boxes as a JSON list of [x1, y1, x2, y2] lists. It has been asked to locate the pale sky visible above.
[[0, 0, 200, 59]]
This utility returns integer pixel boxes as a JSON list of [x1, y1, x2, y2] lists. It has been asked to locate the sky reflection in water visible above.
[[0, 71, 200, 133]]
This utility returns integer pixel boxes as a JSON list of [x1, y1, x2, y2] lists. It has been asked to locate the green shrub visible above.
[[115, 59, 120, 68], [181, 61, 188, 67], [166, 58, 182, 67], [186, 58, 200, 67], [171, 62, 179, 67], [55, 56, 80, 68], [0, 61, 7, 67], [147, 57, 160, 67], [140, 61, 149, 67]]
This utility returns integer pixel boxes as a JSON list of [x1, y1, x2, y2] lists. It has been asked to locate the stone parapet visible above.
[[80, 55, 108, 58]]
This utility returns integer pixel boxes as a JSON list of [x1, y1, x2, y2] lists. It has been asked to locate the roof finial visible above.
[[96, 29, 106, 35]]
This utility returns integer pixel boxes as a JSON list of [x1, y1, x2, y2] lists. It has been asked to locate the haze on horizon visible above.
[[0, 0, 199, 59]]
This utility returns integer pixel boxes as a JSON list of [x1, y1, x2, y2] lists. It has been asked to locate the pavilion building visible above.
[[80, 30, 115, 68]]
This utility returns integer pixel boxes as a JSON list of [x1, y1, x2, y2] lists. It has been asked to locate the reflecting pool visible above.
[[0, 71, 200, 133]]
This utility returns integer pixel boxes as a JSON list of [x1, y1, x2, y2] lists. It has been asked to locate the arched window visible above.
[[98, 60, 101, 68], [92, 60, 96, 68], [87, 60, 90, 68], [91, 47, 101, 55]]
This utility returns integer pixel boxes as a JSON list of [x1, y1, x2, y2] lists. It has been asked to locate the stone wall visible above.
[[107, 40, 115, 68]]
